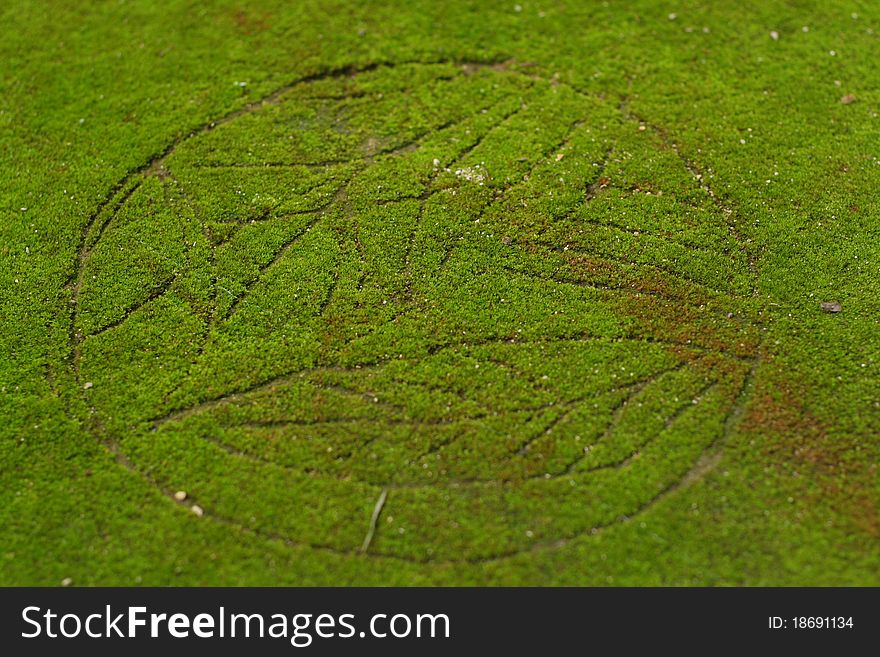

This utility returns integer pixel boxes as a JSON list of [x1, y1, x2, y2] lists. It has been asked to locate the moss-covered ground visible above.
[[1, 1, 878, 585]]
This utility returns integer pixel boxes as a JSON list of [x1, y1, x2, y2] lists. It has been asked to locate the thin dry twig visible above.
[[360, 489, 388, 553]]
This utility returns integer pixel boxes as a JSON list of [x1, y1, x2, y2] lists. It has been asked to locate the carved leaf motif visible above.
[[71, 62, 761, 562]]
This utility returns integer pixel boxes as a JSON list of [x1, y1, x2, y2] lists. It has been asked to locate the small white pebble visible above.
[[668, 13, 677, 20], [61, 577, 73, 587], [770, 31, 779, 41], [174, 491, 187, 501], [82, 381, 93, 390], [190, 504, 204, 517]]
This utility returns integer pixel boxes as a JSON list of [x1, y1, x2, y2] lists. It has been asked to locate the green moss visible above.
[[1, 0, 878, 585]]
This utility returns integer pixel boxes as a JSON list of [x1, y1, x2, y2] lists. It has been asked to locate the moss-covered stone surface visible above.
[[2, 1, 878, 585]]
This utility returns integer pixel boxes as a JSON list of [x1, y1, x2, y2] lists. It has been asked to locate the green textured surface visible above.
[[1, 0, 878, 585]]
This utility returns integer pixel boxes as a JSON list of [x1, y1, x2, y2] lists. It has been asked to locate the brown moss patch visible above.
[[230, 9, 272, 36], [742, 366, 879, 540]]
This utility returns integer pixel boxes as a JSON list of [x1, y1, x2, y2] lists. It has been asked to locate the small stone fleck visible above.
[[82, 381, 93, 390], [174, 491, 187, 501], [840, 94, 857, 105], [61, 577, 73, 587], [454, 164, 488, 183], [820, 301, 842, 313], [770, 31, 779, 41], [190, 504, 204, 517]]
